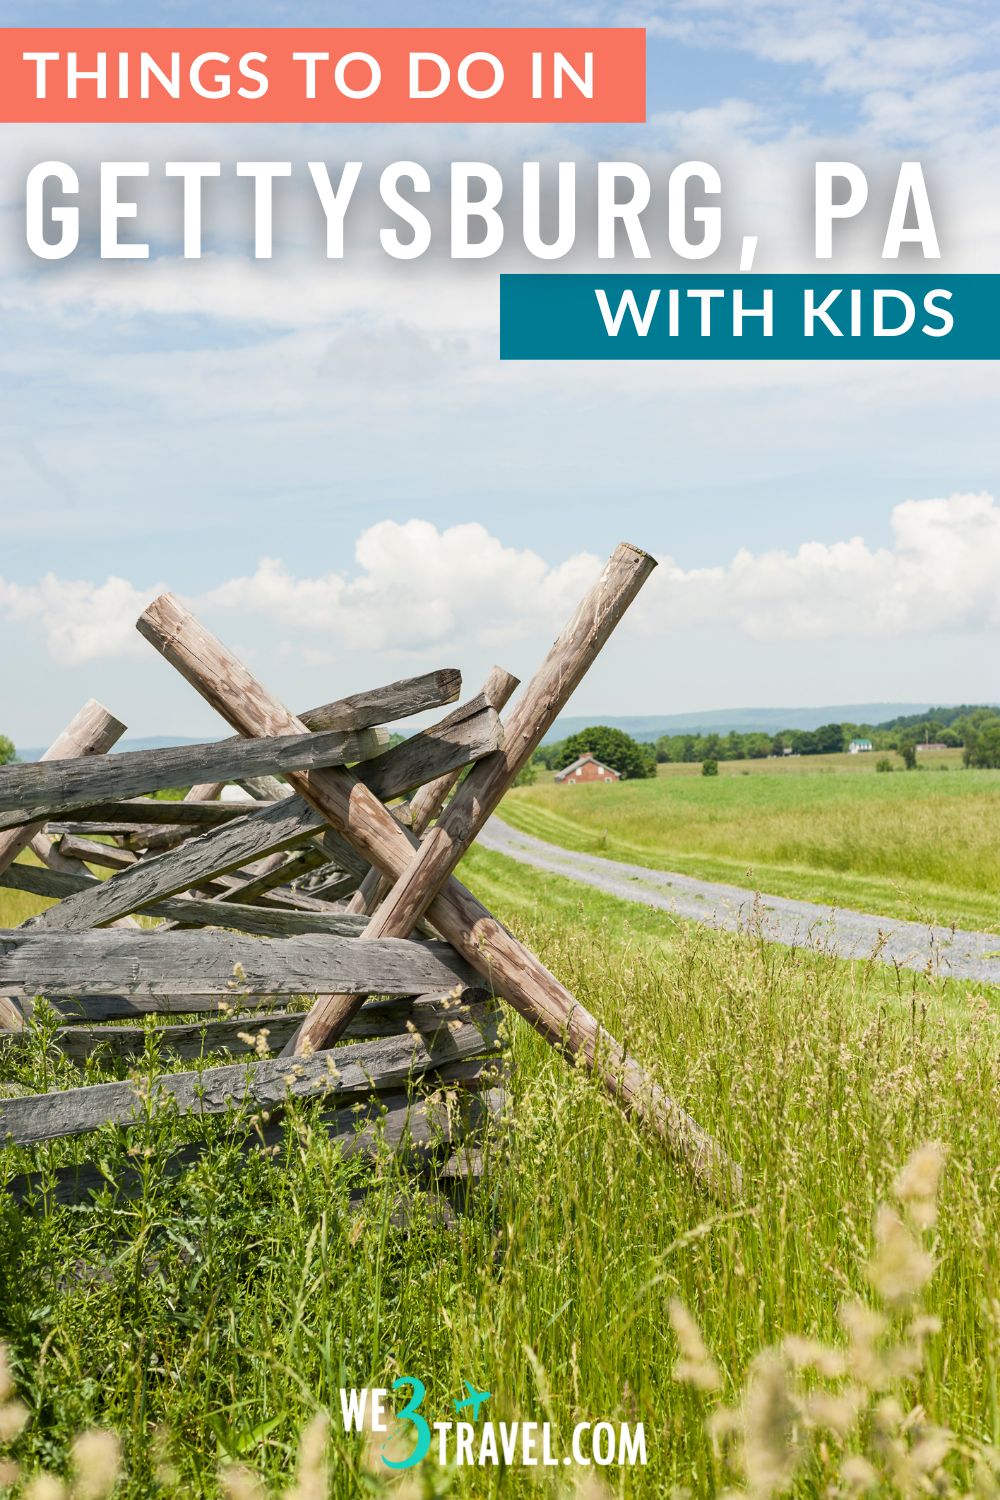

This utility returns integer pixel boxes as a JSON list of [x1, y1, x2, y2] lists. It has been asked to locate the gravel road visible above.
[[480, 817, 1000, 985]]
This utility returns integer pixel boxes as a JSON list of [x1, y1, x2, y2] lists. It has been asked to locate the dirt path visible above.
[[480, 818, 1000, 985]]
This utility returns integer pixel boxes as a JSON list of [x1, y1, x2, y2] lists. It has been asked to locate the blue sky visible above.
[[1, 1, 999, 743]]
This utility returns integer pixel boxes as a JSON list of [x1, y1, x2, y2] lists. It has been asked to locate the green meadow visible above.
[[2, 848, 1000, 1496], [501, 752, 1000, 932]]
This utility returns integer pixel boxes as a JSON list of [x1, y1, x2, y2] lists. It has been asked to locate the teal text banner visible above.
[[499, 274, 1000, 359]]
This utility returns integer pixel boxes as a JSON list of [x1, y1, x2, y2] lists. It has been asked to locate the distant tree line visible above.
[[525, 705, 1000, 779], [650, 706, 1000, 768]]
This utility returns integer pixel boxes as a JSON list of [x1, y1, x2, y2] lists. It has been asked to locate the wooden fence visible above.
[[0, 545, 742, 1206]]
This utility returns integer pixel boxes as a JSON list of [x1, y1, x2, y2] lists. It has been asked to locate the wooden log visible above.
[[30, 829, 88, 877], [151, 853, 357, 930], [0, 701, 126, 875], [0, 927, 480, 999], [46, 821, 189, 838], [296, 866, 361, 903], [56, 834, 139, 872], [216, 845, 330, 901], [137, 785, 268, 853], [135, 780, 227, 849], [0, 996, 26, 1031], [1, 862, 368, 937], [349, 667, 520, 917], [26, 832, 142, 932], [0, 725, 389, 829], [40, 992, 497, 1063], [28, 994, 296, 1023], [33, 698, 502, 931], [300, 668, 460, 731], [184, 781, 225, 802], [51, 800, 276, 828], [0, 1017, 498, 1145], [205, 875, 349, 916], [136, 560, 743, 1200], [3, 1064, 499, 1207]]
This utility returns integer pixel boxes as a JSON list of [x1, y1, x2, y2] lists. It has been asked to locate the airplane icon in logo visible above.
[[454, 1380, 491, 1421]]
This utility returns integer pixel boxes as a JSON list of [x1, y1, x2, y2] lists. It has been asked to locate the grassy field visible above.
[[504, 753, 1000, 932], [653, 747, 962, 776], [3, 847, 1000, 1495]]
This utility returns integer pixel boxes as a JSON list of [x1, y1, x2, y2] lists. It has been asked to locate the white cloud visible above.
[[4, 498, 1000, 670], [203, 520, 602, 650], [0, 573, 162, 664], [648, 490, 1000, 637]]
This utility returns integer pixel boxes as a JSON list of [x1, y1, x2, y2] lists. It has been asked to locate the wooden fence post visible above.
[[136, 555, 743, 1200], [347, 665, 520, 918], [0, 701, 128, 1024], [0, 701, 126, 877]]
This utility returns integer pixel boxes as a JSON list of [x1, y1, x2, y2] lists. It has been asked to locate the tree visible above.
[[0, 734, 15, 766], [900, 741, 918, 770], [813, 722, 846, 754], [553, 725, 656, 780], [702, 758, 719, 777], [722, 731, 746, 761], [533, 742, 561, 771], [513, 757, 539, 787], [963, 718, 1000, 769]]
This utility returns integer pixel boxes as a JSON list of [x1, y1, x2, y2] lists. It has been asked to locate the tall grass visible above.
[[500, 767, 1000, 931], [2, 848, 999, 1494]]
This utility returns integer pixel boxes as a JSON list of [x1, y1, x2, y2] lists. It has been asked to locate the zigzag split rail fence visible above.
[[0, 543, 742, 1208]]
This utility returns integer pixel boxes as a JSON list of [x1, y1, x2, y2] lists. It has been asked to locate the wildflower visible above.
[[237, 1029, 271, 1058], [894, 1143, 946, 1230], [568, 1477, 613, 1500], [908, 1425, 953, 1476], [70, 1430, 121, 1500], [669, 1300, 722, 1392], [840, 1454, 878, 1493], [840, 1301, 889, 1388], [285, 1411, 329, 1500], [867, 1207, 933, 1307], [0, 1400, 28, 1443], [782, 1336, 846, 1380], [23, 1477, 67, 1500], [741, 1352, 802, 1497], [873, 1397, 905, 1434], [220, 1465, 266, 1500]]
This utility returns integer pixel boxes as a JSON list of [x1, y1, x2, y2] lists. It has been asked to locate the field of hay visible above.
[[503, 754, 1000, 932], [2, 847, 1000, 1496]]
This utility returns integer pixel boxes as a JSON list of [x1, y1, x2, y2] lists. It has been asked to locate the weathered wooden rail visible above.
[[0, 543, 742, 1205]]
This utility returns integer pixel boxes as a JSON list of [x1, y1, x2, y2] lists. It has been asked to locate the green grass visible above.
[[3, 847, 1000, 1494], [503, 759, 1000, 932], [0, 852, 58, 927]]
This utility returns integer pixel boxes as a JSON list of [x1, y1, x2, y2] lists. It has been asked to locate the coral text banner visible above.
[[499, 275, 1000, 359], [0, 28, 645, 123]]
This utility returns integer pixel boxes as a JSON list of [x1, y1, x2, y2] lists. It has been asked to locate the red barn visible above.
[[554, 754, 621, 786]]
